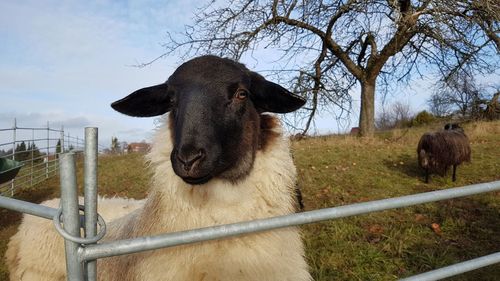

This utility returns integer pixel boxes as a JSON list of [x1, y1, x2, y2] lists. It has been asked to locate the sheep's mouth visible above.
[[181, 174, 213, 185]]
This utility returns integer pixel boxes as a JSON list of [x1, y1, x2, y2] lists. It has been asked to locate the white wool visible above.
[[7, 118, 311, 281], [6, 197, 144, 281]]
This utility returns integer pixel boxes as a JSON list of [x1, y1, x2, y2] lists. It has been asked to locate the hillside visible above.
[[1, 120, 499, 280], [295, 120, 500, 280]]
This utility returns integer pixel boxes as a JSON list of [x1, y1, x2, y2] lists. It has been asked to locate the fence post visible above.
[[61, 125, 65, 153], [84, 127, 98, 280], [46, 121, 50, 179], [11, 118, 17, 196], [59, 153, 84, 281], [59, 125, 64, 173], [31, 129, 34, 186]]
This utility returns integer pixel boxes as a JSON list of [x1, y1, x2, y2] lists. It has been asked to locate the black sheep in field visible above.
[[417, 123, 471, 183]]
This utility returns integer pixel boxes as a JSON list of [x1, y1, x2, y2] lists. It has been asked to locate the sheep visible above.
[[417, 123, 471, 183], [7, 55, 312, 281], [6, 197, 144, 280]]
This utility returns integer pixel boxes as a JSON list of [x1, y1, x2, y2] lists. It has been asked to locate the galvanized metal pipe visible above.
[[399, 251, 500, 281], [11, 118, 16, 196], [80, 180, 500, 261], [61, 125, 65, 153], [83, 127, 98, 281], [59, 153, 84, 281], [0, 195, 57, 219], [0, 195, 88, 227], [46, 121, 50, 179]]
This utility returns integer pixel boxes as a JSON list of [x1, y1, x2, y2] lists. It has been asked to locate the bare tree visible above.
[[392, 101, 413, 127], [427, 91, 453, 117], [376, 101, 413, 129], [158, 0, 499, 137], [435, 71, 485, 118]]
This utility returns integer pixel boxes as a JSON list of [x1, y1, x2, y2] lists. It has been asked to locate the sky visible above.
[[0, 0, 201, 148], [0, 1, 498, 150]]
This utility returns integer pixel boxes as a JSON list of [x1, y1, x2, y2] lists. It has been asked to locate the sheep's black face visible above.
[[111, 55, 305, 185], [166, 68, 259, 184]]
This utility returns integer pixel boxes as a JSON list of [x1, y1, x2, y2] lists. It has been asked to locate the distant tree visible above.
[[27, 142, 43, 163], [435, 72, 486, 118], [427, 91, 454, 117], [376, 109, 393, 131], [0, 149, 13, 158], [111, 137, 121, 154], [160, 0, 499, 137], [376, 101, 413, 129], [55, 139, 62, 154], [392, 101, 413, 128], [15, 141, 29, 162]]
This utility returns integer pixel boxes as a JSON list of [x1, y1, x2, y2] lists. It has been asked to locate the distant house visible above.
[[127, 142, 151, 153], [350, 127, 360, 135]]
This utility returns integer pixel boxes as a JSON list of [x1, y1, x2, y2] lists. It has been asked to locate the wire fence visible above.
[[0, 119, 85, 196]]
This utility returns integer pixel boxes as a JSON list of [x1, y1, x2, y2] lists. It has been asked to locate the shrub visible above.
[[412, 110, 435, 126]]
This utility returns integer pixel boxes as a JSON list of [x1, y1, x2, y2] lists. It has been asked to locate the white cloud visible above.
[[0, 0, 201, 146]]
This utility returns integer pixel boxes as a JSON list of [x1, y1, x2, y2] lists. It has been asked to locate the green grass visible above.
[[294, 120, 500, 280], [1, 120, 499, 280]]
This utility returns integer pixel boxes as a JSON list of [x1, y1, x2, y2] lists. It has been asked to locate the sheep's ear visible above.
[[111, 83, 172, 117], [249, 72, 306, 113]]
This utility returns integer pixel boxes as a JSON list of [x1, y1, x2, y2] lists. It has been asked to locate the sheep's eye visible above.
[[234, 89, 248, 100]]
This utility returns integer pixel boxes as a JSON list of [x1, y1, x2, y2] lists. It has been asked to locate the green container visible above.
[[0, 158, 24, 184]]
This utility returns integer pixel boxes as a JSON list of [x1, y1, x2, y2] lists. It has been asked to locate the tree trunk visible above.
[[358, 79, 376, 137]]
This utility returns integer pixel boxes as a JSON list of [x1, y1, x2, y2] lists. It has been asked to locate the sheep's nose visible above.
[[176, 148, 205, 172]]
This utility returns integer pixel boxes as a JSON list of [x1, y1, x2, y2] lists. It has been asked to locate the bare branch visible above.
[[156, 0, 499, 136]]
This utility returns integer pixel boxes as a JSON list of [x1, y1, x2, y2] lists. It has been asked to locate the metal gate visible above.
[[0, 127, 499, 281]]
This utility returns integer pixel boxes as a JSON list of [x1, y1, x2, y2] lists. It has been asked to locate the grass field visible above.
[[1, 120, 499, 280]]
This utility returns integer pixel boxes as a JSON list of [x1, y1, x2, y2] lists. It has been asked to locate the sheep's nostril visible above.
[[196, 149, 205, 160], [178, 149, 205, 172]]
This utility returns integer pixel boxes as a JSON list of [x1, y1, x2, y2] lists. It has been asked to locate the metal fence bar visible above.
[[0, 195, 57, 219], [0, 137, 62, 145], [399, 252, 500, 281], [30, 129, 34, 186], [83, 128, 98, 281], [46, 122, 50, 179], [1, 166, 499, 279], [79, 180, 500, 261], [61, 125, 65, 153], [2, 126, 499, 280], [0, 194, 89, 228], [0, 120, 85, 196], [11, 118, 16, 196], [14, 127, 63, 132], [59, 153, 84, 281]]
